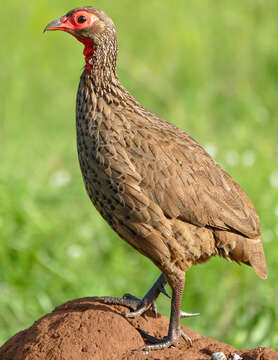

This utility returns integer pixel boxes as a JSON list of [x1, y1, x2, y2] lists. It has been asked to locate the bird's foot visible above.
[[92, 274, 171, 318], [91, 273, 199, 352], [121, 293, 157, 317], [122, 296, 200, 319], [138, 328, 192, 350], [91, 295, 144, 313], [121, 280, 199, 319], [91, 292, 199, 319], [91, 284, 169, 318], [122, 279, 170, 318]]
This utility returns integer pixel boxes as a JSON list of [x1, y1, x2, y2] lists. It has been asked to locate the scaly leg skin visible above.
[[123, 273, 169, 317], [91, 273, 199, 319], [92, 274, 168, 316], [138, 272, 192, 350], [91, 272, 198, 350]]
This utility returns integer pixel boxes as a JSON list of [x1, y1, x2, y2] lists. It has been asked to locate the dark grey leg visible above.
[[92, 273, 168, 315], [139, 272, 193, 350], [91, 272, 198, 350]]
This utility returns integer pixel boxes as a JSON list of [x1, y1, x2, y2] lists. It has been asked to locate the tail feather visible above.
[[214, 230, 268, 279], [247, 239, 267, 279]]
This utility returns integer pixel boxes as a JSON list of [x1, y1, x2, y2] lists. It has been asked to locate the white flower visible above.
[[67, 244, 82, 259], [225, 151, 239, 166], [263, 229, 273, 243], [80, 224, 93, 239], [50, 170, 71, 187], [204, 143, 217, 157], [242, 151, 255, 167], [270, 171, 278, 188]]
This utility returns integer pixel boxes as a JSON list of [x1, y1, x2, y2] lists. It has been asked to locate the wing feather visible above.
[[122, 113, 260, 239]]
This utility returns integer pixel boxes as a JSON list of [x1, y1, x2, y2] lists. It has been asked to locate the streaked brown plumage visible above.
[[45, 6, 267, 350]]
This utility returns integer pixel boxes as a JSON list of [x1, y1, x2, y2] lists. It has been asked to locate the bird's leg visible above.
[[138, 271, 193, 350], [123, 276, 199, 319], [91, 272, 199, 320], [123, 273, 169, 317], [92, 273, 169, 316]]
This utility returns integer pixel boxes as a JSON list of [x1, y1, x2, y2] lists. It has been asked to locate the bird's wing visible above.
[[122, 111, 260, 239]]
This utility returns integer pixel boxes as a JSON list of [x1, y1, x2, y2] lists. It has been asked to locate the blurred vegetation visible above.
[[0, 0, 278, 350]]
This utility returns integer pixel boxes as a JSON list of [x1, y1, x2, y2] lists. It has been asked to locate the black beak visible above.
[[43, 17, 63, 33]]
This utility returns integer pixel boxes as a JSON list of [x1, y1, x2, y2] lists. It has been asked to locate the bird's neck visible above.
[[75, 36, 95, 71], [79, 34, 119, 89]]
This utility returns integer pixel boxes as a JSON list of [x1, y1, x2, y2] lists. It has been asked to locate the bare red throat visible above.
[[62, 11, 98, 71], [75, 36, 95, 70]]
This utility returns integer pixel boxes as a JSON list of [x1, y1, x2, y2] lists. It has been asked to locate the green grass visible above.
[[1, 0, 278, 350]]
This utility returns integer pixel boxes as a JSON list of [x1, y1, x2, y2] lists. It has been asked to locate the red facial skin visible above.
[[46, 10, 99, 70]]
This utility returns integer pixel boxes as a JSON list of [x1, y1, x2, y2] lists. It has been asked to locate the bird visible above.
[[44, 6, 267, 350]]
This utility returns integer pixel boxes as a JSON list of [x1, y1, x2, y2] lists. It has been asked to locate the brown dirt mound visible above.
[[0, 297, 277, 360]]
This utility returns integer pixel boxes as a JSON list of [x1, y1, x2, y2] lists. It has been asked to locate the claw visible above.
[[180, 311, 200, 318], [138, 326, 193, 350], [137, 328, 158, 344], [181, 330, 193, 346], [151, 301, 158, 316], [138, 328, 190, 350], [138, 329, 175, 350], [159, 284, 171, 299]]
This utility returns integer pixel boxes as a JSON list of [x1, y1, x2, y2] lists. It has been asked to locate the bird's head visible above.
[[44, 7, 117, 71]]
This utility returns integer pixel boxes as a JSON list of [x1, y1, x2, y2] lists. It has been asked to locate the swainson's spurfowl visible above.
[[44, 6, 267, 350]]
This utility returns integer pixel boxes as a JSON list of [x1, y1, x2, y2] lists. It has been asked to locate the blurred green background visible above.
[[0, 0, 278, 350]]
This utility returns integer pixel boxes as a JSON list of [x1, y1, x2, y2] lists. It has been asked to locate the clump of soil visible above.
[[0, 297, 277, 360]]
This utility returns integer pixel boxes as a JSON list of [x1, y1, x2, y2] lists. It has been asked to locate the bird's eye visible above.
[[77, 15, 87, 24]]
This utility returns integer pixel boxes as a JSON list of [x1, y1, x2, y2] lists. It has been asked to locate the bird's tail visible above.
[[214, 230, 268, 279]]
